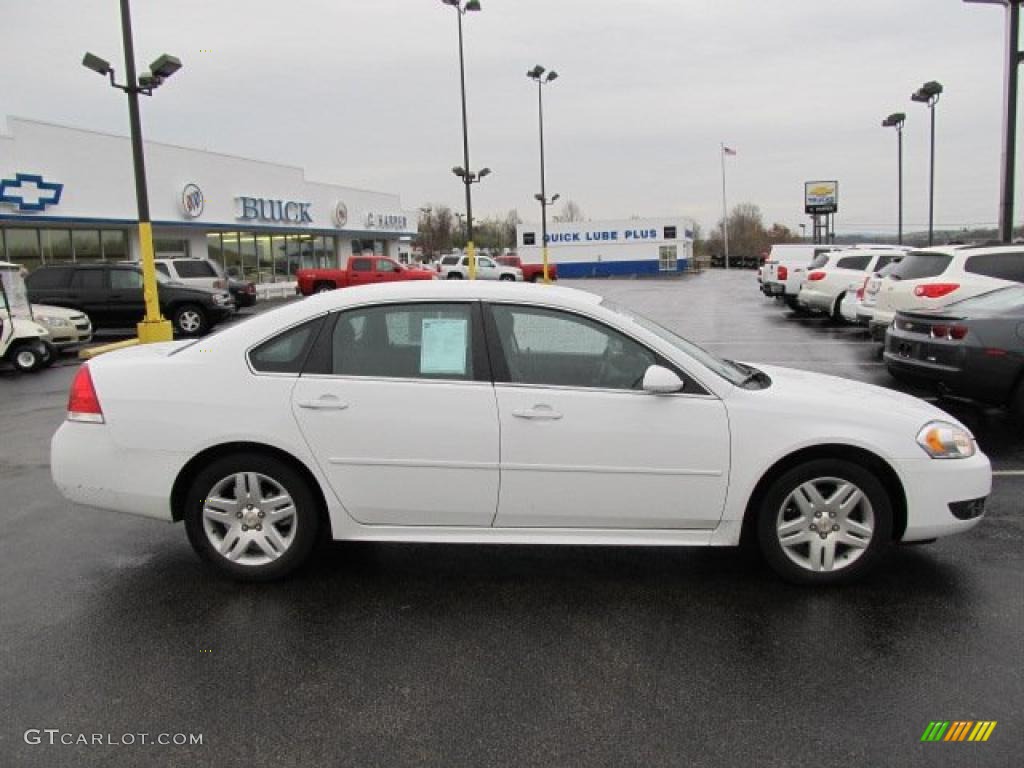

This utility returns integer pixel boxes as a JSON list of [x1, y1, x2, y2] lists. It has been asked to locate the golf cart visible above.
[[1, 261, 56, 373]]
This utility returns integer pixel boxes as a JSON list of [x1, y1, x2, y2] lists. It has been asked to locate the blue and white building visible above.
[[0, 117, 417, 289], [516, 217, 695, 277]]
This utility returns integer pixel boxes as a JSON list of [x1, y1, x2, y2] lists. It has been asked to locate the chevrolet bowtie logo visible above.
[[0, 173, 64, 212]]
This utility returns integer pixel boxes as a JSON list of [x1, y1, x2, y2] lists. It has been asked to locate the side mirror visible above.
[[642, 365, 684, 394]]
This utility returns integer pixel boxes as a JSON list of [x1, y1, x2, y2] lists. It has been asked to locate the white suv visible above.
[[865, 245, 1024, 339], [760, 244, 839, 307], [154, 257, 226, 292], [797, 249, 905, 320], [439, 255, 523, 281]]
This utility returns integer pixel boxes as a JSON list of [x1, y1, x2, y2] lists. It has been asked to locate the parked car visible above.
[[865, 244, 1024, 341], [855, 260, 903, 327], [797, 249, 905, 320], [439, 254, 522, 281], [295, 256, 435, 296], [496, 254, 558, 282], [761, 244, 840, 308], [31, 303, 92, 350], [226, 276, 257, 308], [51, 281, 989, 585], [153, 257, 225, 293], [884, 284, 1024, 422], [26, 263, 234, 336]]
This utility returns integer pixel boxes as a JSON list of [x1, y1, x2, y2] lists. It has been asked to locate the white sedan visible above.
[[51, 281, 990, 584]]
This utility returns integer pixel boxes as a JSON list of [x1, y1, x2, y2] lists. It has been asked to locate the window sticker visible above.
[[420, 317, 468, 375]]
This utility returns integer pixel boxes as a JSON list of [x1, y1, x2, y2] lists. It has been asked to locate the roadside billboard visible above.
[[804, 181, 838, 214]]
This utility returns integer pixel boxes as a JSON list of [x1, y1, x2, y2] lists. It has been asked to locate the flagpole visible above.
[[720, 143, 730, 271]]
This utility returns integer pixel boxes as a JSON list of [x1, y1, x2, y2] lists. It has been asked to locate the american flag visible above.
[[722, 146, 737, 156]]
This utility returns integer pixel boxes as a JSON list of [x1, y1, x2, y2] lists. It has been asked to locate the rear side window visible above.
[[249, 317, 324, 374], [154, 263, 171, 277], [964, 253, 1024, 284], [888, 252, 953, 280], [26, 267, 72, 290], [351, 258, 373, 272], [70, 270, 105, 290], [808, 253, 831, 269], [110, 268, 143, 290], [173, 260, 217, 278], [441, 256, 459, 266], [875, 254, 901, 271], [836, 255, 872, 270]]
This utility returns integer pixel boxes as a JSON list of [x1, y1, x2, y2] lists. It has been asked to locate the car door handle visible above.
[[512, 405, 562, 420], [297, 396, 349, 411]]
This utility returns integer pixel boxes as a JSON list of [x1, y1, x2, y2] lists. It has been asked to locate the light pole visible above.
[[881, 112, 906, 244], [799, 223, 807, 241], [82, 1, 180, 344], [440, 0, 486, 278], [911, 81, 943, 246], [527, 65, 559, 283], [964, 1, 1023, 243]]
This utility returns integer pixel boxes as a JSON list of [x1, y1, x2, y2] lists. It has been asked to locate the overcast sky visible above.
[[1, 0, 1018, 235]]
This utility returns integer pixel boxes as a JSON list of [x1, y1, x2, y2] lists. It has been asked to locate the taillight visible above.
[[778, 265, 789, 280], [914, 283, 960, 299], [930, 325, 968, 341], [246, 282, 256, 294], [67, 365, 104, 424], [856, 276, 868, 300], [807, 271, 826, 281], [213, 279, 226, 290]]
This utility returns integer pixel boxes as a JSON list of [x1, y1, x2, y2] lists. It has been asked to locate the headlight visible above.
[[36, 316, 71, 327], [916, 421, 976, 459]]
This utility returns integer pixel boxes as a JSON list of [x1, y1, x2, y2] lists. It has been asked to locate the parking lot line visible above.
[[992, 470, 1024, 477], [698, 340, 874, 345]]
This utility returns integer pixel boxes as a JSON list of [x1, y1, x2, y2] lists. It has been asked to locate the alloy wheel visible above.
[[201, 472, 298, 566]]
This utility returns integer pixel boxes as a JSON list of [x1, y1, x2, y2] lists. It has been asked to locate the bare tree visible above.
[[553, 200, 584, 223]]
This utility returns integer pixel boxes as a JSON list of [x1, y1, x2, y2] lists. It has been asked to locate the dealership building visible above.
[[0, 117, 417, 287], [517, 217, 695, 277]]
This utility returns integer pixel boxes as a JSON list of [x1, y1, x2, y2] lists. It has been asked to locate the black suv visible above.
[[26, 263, 235, 336]]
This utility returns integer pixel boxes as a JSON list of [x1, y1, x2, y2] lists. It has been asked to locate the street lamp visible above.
[[964, 1, 1023, 242], [881, 112, 906, 244], [911, 80, 943, 245], [527, 65, 559, 284], [83, 0, 181, 345], [440, 0, 485, 278]]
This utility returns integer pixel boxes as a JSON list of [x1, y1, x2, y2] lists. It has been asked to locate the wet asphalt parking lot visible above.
[[1, 270, 1021, 768]]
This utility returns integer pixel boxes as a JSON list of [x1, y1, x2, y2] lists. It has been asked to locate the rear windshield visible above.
[[888, 252, 953, 281], [441, 256, 459, 265]]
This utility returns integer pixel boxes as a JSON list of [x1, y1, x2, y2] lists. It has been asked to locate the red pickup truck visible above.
[[296, 256, 436, 296], [496, 255, 557, 282]]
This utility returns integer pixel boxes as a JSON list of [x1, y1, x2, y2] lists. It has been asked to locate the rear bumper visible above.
[[895, 453, 991, 541], [51, 421, 181, 521], [761, 281, 785, 297]]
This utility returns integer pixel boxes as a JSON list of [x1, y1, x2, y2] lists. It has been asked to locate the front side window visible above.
[[154, 263, 171, 278], [109, 268, 143, 290], [375, 259, 398, 273], [70, 270, 105, 291], [479, 257, 496, 269], [332, 303, 475, 380], [489, 304, 656, 391]]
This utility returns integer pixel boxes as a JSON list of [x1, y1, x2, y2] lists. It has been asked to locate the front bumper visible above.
[[895, 452, 991, 541]]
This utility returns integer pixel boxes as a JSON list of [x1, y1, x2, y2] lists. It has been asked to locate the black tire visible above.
[[831, 292, 846, 322], [314, 282, 334, 294], [184, 453, 320, 582], [499, 274, 515, 282], [9, 342, 43, 373], [756, 458, 893, 585], [529, 274, 541, 283], [447, 272, 463, 279], [39, 340, 57, 369], [172, 304, 208, 336]]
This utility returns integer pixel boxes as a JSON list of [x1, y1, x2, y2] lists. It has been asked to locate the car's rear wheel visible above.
[[756, 459, 892, 585], [184, 453, 320, 581], [831, 293, 846, 322], [314, 282, 334, 294], [499, 274, 515, 282], [10, 343, 43, 373], [173, 304, 208, 336]]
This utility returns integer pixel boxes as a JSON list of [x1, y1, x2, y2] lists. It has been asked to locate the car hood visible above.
[[744, 363, 962, 430], [31, 303, 85, 319]]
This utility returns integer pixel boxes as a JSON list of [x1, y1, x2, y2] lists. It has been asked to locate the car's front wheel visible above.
[[173, 304, 208, 336], [9, 342, 44, 373], [756, 459, 892, 585], [184, 453, 320, 581], [447, 272, 463, 279], [499, 274, 516, 282]]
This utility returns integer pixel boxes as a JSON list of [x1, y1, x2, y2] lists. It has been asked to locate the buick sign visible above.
[[181, 183, 204, 218], [334, 201, 348, 228]]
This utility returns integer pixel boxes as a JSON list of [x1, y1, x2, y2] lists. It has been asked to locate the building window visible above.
[[222, 232, 242, 279], [102, 230, 126, 260], [239, 234, 258, 283], [664, 226, 677, 239], [40, 229, 73, 263], [5, 229, 41, 272], [72, 230, 102, 261], [523, 232, 536, 246], [659, 245, 678, 272], [207, 233, 223, 272], [154, 238, 189, 258], [256, 235, 274, 282]]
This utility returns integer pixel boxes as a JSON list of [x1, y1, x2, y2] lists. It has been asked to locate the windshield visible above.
[[0, 266, 32, 317], [888, 251, 953, 281], [600, 298, 753, 387], [946, 284, 1024, 313]]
